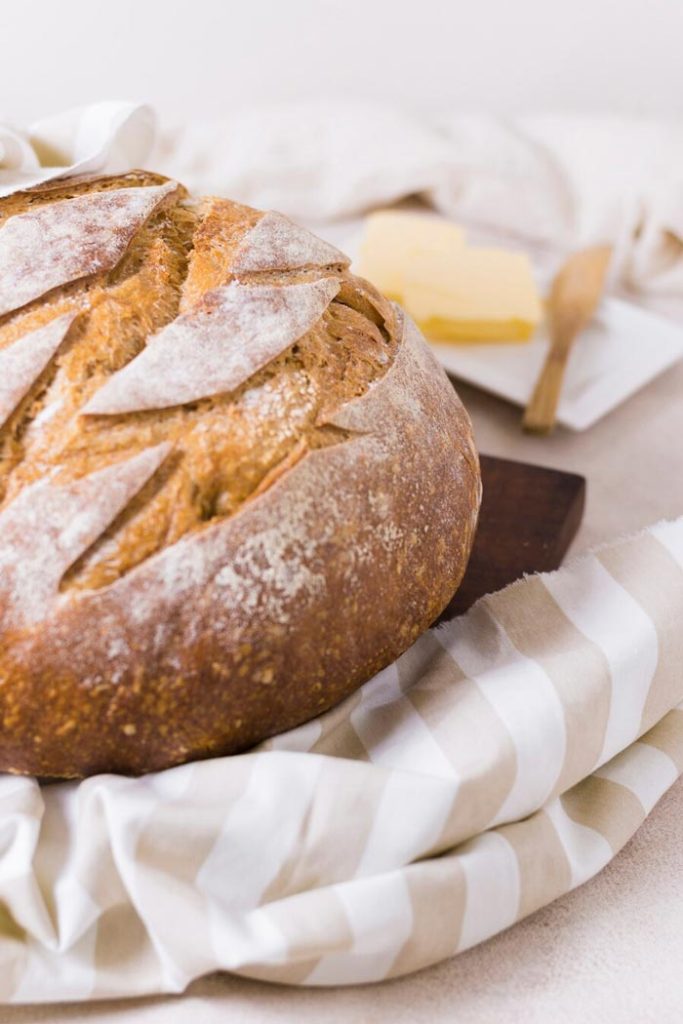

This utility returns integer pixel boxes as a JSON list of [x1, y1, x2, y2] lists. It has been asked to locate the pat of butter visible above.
[[357, 210, 466, 301], [404, 248, 543, 342]]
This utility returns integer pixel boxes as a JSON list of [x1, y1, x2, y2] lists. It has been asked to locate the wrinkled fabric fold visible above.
[[155, 102, 683, 297], [0, 101, 155, 198], [3, 102, 683, 295]]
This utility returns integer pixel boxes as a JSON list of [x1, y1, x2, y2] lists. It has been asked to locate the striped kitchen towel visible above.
[[0, 517, 682, 1002]]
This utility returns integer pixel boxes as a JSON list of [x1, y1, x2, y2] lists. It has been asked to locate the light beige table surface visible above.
[[7, 330, 683, 1024]]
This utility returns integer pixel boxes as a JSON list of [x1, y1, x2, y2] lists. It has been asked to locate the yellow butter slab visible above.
[[404, 248, 542, 344], [414, 317, 537, 342], [356, 210, 466, 300]]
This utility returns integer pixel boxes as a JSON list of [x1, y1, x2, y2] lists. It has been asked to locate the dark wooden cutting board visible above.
[[440, 455, 586, 621]]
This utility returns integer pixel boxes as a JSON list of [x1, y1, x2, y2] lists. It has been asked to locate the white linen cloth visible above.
[[1, 102, 683, 1003], [154, 101, 683, 297], [0, 101, 155, 197], [3, 101, 683, 295]]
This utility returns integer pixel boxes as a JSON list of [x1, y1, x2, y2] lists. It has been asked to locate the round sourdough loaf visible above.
[[0, 171, 481, 778]]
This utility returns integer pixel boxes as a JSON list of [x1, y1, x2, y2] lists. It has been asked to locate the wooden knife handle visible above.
[[522, 245, 612, 434], [522, 344, 572, 434]]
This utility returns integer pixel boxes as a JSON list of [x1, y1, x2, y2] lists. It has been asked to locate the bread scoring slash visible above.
[[0, 171, 481, 777]]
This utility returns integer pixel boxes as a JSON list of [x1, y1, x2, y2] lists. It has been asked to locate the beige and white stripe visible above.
[[0, 517, 683, 1002]]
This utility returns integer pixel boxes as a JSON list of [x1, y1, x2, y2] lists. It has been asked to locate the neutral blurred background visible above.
[[3, 0, 683, 122]]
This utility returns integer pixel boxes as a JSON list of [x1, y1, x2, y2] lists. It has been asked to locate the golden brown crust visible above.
[[0, 173, 480, 778]]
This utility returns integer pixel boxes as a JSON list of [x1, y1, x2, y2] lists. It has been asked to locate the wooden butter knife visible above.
[[522, 245, 612, 434]]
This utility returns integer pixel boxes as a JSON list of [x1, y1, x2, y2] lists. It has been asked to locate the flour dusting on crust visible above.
[[0, 312, 77, 428], [0, 443, 171, 626], [0, 182, 178, 318], [73, 310, 475, 639], [232, 211, 349, 273], [84, 277, 341, 415]]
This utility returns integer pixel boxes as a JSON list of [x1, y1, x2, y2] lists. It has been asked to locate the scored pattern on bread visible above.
[[0, 172, 397, 606], [231, 211, 349, 273], [0, 181, 178, 318], [84, 278, 341, 415], [0, 312, 77, 428], [0, 442, 171, 626]]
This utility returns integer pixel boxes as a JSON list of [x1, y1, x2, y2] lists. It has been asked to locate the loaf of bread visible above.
[[0, 171, 481, 777]]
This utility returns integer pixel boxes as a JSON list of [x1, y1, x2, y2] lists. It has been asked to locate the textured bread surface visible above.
[[0, 172, 481, 777]]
